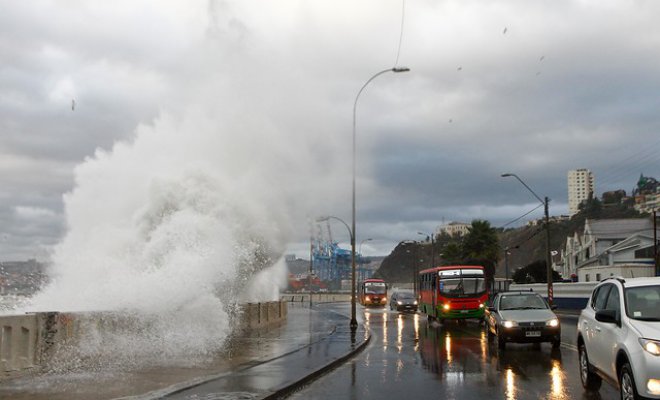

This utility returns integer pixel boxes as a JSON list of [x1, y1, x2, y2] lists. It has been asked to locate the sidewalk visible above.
[[0, 304, 369, 400]]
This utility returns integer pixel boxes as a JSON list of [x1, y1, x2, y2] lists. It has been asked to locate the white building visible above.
[[558, 218, 657, 281], [634, 186, 660, 214], [440, 222, 470, 237], [568, 169, 594, 216]]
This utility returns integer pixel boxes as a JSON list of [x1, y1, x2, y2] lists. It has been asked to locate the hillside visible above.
[[376, 199, 646, 282]]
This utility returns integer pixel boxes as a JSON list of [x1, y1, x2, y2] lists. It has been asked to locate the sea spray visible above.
[[23, 111, 293, 369]]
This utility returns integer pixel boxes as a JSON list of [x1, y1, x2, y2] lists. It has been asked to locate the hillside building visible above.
[[440, 222, 470, 237], [568, 169, 594, 216]]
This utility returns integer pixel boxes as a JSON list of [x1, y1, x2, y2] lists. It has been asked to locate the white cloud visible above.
[[14, 206, 58, 220]]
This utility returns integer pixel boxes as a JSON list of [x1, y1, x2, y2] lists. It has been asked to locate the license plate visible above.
[[461, 310, 468, 314], [526, 331, 541, 337]]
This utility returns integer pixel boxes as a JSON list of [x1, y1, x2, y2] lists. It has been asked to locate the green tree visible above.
[[512, 260, 561, 283], [449, 219, 500, 285], [440, 241, 462, 265]]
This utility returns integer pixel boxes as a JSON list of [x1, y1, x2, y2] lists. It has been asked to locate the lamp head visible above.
[[316, 216, 329, 222], [392, 67, 410, 73], [501, 173, 513, 177]]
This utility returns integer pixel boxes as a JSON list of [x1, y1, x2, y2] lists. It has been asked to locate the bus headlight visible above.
[[479, 303, 485, 308], [443, 304, 450, 311], [365, 296, 370, 302], [381, 298, 387, 303], [503, 320, 518, 329], [413, 300, 418, 305], [546, 318, 559, 328]]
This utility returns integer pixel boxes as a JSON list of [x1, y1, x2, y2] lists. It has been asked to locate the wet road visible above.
[[288, 303, 619, 400]]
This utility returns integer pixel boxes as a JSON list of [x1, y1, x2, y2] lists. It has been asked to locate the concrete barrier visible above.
[[0, 300, 288, 378], [236, 301, 288, 330], [0, 313, 38, 372], [510, 282, 598, 309], [281, 293, 352, 303]]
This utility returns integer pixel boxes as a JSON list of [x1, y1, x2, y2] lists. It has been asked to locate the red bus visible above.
[[358, 278, 388, 307], [417, 266, 487, 322]]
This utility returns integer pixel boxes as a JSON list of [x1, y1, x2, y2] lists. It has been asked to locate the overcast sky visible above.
[[1, 0, 660, 262]]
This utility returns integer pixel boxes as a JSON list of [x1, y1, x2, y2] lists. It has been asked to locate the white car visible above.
[[577, 277, 660, 399]]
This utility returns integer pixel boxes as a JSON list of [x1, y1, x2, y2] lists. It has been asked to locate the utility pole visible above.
[[309, 232, 314, 308], [654, 209, 658, 277], [545, 197, 553, 305]]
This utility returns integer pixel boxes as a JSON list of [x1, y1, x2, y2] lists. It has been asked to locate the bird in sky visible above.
[[457, 66, 462, 71], [71, 99, 76, 111], [540, 56, 545, 61], [503, 27, 508, 34]]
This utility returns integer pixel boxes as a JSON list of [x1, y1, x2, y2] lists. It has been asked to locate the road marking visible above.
[[562, 342, 577, 352]]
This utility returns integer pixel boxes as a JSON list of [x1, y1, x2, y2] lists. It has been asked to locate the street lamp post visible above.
[[417, 231, 435, 268], [501, 173, 554, 305], [359, 238, 373, 256], [504, 245, 519, 291], [359, 238, 373, 282], [352, 67, 409, 331]]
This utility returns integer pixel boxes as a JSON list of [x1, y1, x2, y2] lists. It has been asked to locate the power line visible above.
[[500, 203, 544, 228], [394, 0, 405, 67]]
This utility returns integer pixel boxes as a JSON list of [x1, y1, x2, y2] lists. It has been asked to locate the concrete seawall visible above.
[[0, 301, 287, 378], [281, 293, 352, 303], [510, 282, 597, 309]]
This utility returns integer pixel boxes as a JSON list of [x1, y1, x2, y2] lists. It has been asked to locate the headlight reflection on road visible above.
[[396, 314, 404, 353], [480, 330, 487, 359], [382, 311, 388, 351], [445, 333, 452, 364], [550, 359, 565, 399], [506, 368, 516, 400], [413, 313, 420, 352]]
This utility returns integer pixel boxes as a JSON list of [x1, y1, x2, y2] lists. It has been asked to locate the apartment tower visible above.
[[568, 169, 594, 216]]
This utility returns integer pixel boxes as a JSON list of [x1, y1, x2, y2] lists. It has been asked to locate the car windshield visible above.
[[499, 294, 548, 310], [397, 292, 415, 299], [439, 277, 486, 297], [626, 285, 660, 321], [364, 282, 386, 294]]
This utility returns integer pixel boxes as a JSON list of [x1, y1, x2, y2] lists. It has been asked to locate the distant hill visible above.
[[376, 198, 646, 282], [285, 257, 311, 275]]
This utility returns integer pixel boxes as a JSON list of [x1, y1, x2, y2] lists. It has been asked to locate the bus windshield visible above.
[[364, 282, 386, 294], [437, 269, 486, 298], [439, 278, 486, 297]]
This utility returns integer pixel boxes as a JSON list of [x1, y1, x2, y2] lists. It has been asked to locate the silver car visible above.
[[577, 277, 660, 400], [485, 291, 561, 349]]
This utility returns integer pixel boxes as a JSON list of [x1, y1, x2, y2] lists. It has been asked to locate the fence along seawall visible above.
[[0, 301, 287, 378]]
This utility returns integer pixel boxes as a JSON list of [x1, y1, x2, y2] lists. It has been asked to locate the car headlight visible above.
[[413, 300, 418, 305], [502, 320, 518, 328], [443, 303, 450, 310], [397, 301, 403, 305], [365, 296, 370, 302], [639, 338, 660, 356], [546, 318, 560, 327]]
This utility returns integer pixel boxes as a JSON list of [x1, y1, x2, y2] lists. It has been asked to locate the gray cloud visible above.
[[1, 0, 659, 261]]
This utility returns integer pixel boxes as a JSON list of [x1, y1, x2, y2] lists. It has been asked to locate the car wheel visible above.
[[579, 344, 602, 391], [619, 363, 638, 400]]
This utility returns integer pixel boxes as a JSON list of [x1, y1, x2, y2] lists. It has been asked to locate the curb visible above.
[[259, 328, 371, 400]]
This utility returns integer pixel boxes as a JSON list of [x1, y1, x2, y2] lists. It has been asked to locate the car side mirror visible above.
[[551, 305, 558, 310], [595, 309, 620, 325]]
